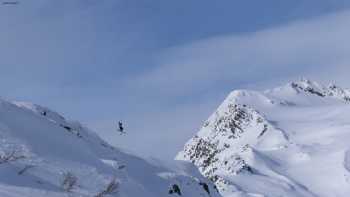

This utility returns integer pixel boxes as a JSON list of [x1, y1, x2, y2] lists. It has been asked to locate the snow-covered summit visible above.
[[267, 78, 350, 102], [177, 79, 350, 197], [0, 98, 221, 197]]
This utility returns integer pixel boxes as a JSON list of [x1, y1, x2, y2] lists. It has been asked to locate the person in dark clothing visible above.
[[118, 121, 124, 133]]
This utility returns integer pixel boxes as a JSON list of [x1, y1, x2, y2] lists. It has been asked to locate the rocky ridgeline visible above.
[[177, 103, 273, 191], [290, 79, 350, 101]]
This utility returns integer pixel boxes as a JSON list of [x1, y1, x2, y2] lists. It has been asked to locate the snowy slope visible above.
[[177, 79, 350, 197], [0, 99, 221, 197]]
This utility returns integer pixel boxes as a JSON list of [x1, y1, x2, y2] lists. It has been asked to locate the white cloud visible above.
[[127, 10, 350, 96]]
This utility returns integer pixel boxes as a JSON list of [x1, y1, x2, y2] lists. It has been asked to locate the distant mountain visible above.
[[177, 79, 350, 197], [0, 99, 220, 197]]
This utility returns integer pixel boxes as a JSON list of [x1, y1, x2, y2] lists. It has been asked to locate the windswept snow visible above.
[[177, 79, 350, 197], [0, 99, 221, 197]]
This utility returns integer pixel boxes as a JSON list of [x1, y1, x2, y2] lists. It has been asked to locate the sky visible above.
[[1, 0, 350, 161]]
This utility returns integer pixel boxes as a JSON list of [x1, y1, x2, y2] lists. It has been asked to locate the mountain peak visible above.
[[287, 78, 350, 101], [289, 78, 327, 97], [177, 79, 350, 197]]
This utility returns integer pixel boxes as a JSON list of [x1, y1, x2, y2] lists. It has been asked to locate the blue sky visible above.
[[1, 0, 350, 160]]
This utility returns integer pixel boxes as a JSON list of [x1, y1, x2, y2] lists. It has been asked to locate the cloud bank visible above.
[[126, 10, 350, 98]]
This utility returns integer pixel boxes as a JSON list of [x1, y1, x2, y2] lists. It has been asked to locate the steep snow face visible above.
[[177, 79, 350, 197], [0, 99, 221, 197]]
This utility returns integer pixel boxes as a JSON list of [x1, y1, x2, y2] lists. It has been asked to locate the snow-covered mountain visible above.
[[176, 79, 350, 197], [0, 99, 221, 197]]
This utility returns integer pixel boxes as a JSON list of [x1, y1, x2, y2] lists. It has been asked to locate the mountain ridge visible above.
[[177, 79, 350, 197], [0, 98, 221, 197]]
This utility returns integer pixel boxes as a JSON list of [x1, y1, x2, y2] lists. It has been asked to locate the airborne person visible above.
[[118, 121, 124, 134]]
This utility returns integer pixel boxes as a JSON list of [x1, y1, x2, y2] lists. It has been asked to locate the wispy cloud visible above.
[[126, 10, 350, 98]]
